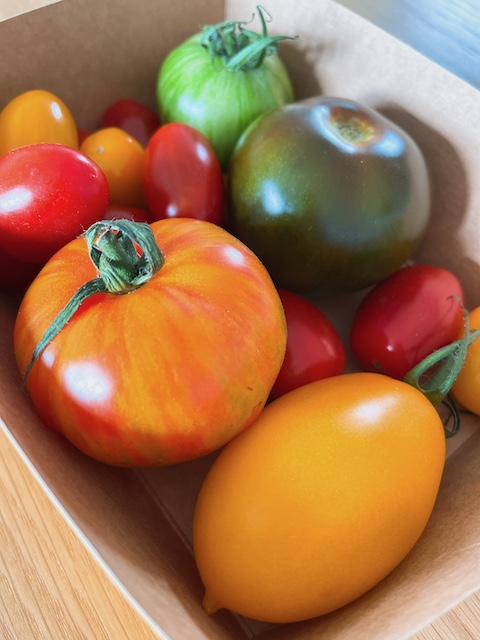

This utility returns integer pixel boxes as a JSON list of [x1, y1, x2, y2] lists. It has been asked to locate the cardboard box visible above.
[[1, 0, 480, 637]]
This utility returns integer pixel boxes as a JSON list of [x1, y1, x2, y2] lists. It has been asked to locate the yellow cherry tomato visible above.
[[193, 372, 446, 623], [452, 306, 480, 416], [0, 89, 79, 154], [80, 127, 147, 208]]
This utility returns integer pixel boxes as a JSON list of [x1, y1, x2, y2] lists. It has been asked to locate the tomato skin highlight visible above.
[[452, 306, 480, 416], [143, 123, 224, 225], [228, 97, 431, 294], [0, 89, 79, 154], [270, 288, 346, 400], [350, 263, 464, 379], [0, 143, 110, 264], [193, 372, 446, 623], [13, 218, 287, 467]]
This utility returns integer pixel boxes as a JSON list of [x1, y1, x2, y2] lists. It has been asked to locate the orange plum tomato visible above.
[[0, 143, 110, 265], [80, 127, 147, 209], [193, 372, 446, 623], [143, 123, 224, 225], [269, 288, 346, 400], [452, 306, 480, 416], [0, 89, 79, 154], [14, 218, 287, 467], [350, 263, 464, 379]]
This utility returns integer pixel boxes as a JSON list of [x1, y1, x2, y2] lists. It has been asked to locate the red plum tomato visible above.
[[100, 98, 160, 147], [350, 263, 464, 379], [270, 289, 346, 400], [143, 123, 224, 225]]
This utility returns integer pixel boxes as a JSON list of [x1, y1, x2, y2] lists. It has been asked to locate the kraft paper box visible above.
[[1, 0, 480, 638]]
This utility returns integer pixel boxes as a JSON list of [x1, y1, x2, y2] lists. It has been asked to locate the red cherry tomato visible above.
[[269, 288, 346, 400], [350, 263, 464, 379], [100, 98, 160, 147], [0, 143, 110, 264], [143, 123, 225, 225]]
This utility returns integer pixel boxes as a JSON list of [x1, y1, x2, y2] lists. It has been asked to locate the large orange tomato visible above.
[[193, 372, 446, 623], [0, 89, 79, 154], [14, 218, 286, 467]]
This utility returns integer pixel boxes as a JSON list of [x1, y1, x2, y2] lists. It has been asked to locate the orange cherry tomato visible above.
[[193, 372, 446, 623], [80, 127, 147, 208], [452, 306, 480, 416], [0, 89, 79, 154]]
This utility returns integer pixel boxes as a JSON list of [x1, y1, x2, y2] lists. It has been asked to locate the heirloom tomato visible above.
[[14, 218, 286, 467], [228, 97, 431, 294], [193, 372, 446, 623], [99, 98, 160, 147], [452, 306, 480, 416], [0, 143, 110, 264], [269, 288, 346, 400], [0, 89, 79, 154], [80, 127, 147, 209], [143, 123, 224, 224], [156, 7, 295, 169], [350, 264, 464, 379]]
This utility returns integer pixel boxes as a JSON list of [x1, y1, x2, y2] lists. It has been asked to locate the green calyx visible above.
[[21, 219, 164, 391], [200, 5, 297, 72], [403, 306, 480, 437]]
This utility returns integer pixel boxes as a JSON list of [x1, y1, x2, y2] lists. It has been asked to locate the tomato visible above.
[[156, 7, 295, 169], [350, 264, 465, 379], [0, 143, 110, 264], [0, 89, 79, 154], [104, 204, 154, 223], [80, 127, 147, 208], [227, 97, 431, 294], [269, 288, 346, 400], [14, 218, 287, 467], [452, 306, 480, 416], [0, 247, 41, 294], [143, 123, 224, 224], [99, 98, 160, 147], [193, 372, 446, 623]]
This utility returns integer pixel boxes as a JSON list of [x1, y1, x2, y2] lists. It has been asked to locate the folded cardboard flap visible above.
[[1, 1, 480, 639], [0, 0, 61, 22]]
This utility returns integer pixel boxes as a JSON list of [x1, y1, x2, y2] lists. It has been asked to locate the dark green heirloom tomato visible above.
[[156, 8, 296, 170], [227, 97, 432, 295]]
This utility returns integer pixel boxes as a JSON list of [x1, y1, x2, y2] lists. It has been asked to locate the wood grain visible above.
[[0, 425, 162, 640]]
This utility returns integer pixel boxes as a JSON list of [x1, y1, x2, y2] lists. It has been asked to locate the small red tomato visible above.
[[143, 123, 224, 225], [269, 289, 346, 400], [0, 143, 110, 264], [100, 98, 160, 147], [350, 263, 464, 379]]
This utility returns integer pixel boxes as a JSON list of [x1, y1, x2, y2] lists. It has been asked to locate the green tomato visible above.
[[227, 97, 432, 295], [156, 9, 295, 170]]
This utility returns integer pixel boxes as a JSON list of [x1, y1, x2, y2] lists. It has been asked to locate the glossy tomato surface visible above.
[[99, 98, 160, 147], [269, 288, 346, 400], [144, 123, 224, 224], [228, 97, 431, 295], [193, 372, 446, 623], [350, 263, 464, 379], [14, 218, 287, 467], [0, 143, 110, 264], [452, 306, 480, 416], [156, 9, 294, 170], [0, 89, 79, 154], [81, 127, 147, 208]]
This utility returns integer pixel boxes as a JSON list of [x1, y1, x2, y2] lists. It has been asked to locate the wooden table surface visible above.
[[2, 1, 480, 638]]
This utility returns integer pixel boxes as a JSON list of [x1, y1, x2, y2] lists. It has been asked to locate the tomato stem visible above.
[[21, 219, 164, 391], [403, 306, 480, 432], [200, 5, 297, 72]]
